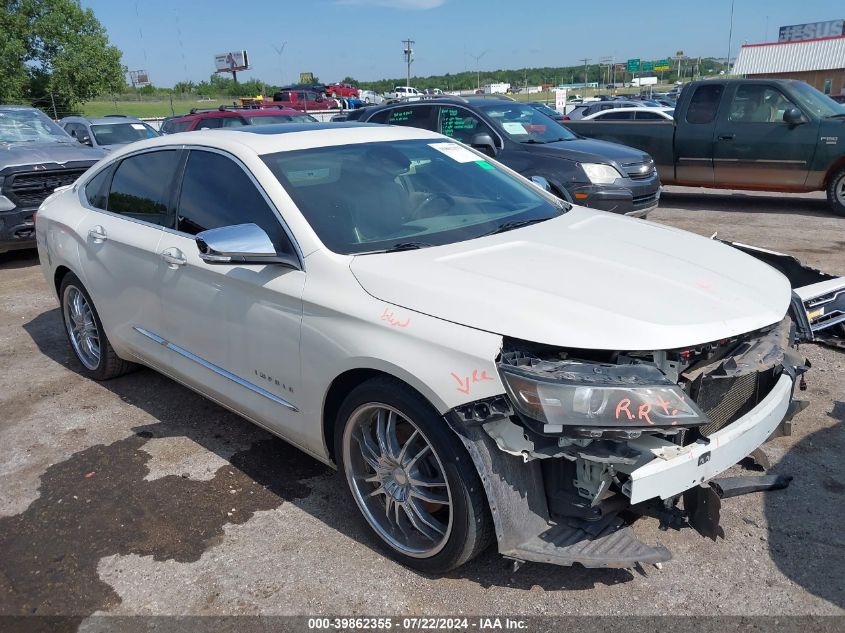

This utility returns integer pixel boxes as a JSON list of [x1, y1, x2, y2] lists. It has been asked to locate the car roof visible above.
[[61, 115, 147, 125], [0, 105, 40, 111], [101, 122, 445, 160]]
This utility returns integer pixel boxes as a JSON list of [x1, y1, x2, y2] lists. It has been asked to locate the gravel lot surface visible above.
[[1, 187, 843, 626]]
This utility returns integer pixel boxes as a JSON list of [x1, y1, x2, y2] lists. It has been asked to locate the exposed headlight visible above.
[[0, 195, 15, 212], [499, 363, 708, 431], [581, 162, 624, 184]]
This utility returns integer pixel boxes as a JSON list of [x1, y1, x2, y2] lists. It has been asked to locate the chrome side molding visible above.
[[133, 326, 299, 412]]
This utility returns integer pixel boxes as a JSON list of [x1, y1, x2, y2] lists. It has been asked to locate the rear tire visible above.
[[827, 168, 845, 217], [59, 273, 134, 381], [335, 376, 493, 574]]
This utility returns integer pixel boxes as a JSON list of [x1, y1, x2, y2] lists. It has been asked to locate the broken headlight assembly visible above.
[[498, 357, 709, 434]]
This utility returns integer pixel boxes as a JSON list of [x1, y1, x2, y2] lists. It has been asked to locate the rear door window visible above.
[[685, 84, 724, 124], [107, 150, 180, 225], [634, 111, 668, 120], [196, 117, 223, 130], [373, 106, 435, 130]]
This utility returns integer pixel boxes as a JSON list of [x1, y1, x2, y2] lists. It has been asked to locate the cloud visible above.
[[336, 0, 446, 9]]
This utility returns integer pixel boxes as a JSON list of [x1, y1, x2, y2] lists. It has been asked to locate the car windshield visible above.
[[262, 139, 565, 255], [246, 114, 317, 125], [91, 122, 158, 145], [0, 109, 73, 144], [477, 103, 577, 143], [788, 81, 845, 118]]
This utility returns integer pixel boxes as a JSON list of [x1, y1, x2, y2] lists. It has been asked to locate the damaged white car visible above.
[[36, 124, 819, 573]]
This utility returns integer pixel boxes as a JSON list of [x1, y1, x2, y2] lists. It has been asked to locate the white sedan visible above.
[[36, 123, 806, 573], [580, 106, 675, 121]]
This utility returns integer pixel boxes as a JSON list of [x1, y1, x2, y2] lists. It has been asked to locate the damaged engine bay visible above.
[[447, 317, 809, 569]]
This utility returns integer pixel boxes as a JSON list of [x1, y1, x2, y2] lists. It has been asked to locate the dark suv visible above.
[[160, 106, 317, 134], [359, 97, 660, 216]]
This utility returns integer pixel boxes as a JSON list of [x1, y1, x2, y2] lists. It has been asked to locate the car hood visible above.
[[349, 207, 791, 351], [525, 137, 651, 166], [0, 141, 106, 168]]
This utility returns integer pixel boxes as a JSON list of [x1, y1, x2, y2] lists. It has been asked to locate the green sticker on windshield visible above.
[[475, 160, 494, 170]]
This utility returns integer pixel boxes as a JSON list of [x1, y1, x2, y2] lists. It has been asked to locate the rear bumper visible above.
[[0, 207, 37, 253], [624, 373, 794, 504]]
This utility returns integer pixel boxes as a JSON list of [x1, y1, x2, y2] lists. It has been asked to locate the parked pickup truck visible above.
[[565, 79, 845, 215], [1, 105, 105, 253]]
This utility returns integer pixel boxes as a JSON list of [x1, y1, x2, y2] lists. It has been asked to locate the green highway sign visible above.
[[642, 60, 654, 72], [626, 58, 640, 72], [653, 59, 671, 71]]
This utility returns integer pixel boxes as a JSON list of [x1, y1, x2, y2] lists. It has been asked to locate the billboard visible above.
[[299, 72, 314, 84], [778, 19, 844, 42], [214, 50, 249, 73], [128, 70, 150, 87]]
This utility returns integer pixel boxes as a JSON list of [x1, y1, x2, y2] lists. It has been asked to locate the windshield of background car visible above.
[[0, 109, 73, 143], [788, 81, 845, 118], [91, 122, 158, 145], [261, 139, 564, 254], [246, 114, 317, 125], [477, 104, 577, 143]]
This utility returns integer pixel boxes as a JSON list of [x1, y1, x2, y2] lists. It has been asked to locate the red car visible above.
[[325, 82, 360, 98], [159, 106, 317, 134], [271, 89, 338, 111]]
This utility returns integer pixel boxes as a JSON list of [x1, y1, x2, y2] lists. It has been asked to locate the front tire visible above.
[[60, 273, 134, 381], [335, 376, 493, 574], [827, 168, 845, 217]]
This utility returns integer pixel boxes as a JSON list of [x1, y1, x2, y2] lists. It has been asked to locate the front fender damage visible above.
[[445, 405, 671, 569]]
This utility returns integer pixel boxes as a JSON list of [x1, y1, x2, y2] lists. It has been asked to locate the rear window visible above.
[[686, 84, 724, 124]]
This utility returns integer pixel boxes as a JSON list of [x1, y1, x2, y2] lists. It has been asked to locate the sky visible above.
[[81, 0, 843, 87]]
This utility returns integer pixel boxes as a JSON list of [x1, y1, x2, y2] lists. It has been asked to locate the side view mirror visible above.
[[470, 133, 497, 157], [783, 107, 804, 126], [79, 134, 93, 146], [530, 176, 551, 191], [195, 223, 299, 268]]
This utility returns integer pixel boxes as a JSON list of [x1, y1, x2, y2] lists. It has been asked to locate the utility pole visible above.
[[726, 0, 735, 72], [402, 38, 414, 88], [580, 57, 590, 90], [273, 42, 287, 87], [470, 50, 488, 91]]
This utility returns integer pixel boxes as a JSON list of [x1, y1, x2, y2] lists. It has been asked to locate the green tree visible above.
[[0, 0, 125, 109]]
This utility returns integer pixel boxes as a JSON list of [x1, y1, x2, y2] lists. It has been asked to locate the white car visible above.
[[36, 123, 807, 574], [581, 106, 675, 121], [358, 90, 385, 105], [392, 86, 421, 99]]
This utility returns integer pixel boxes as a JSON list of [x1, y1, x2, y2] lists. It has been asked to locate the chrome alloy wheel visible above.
[[62, 285, 100, 370], [343, 404, 453, 557], [837, 176, 845, 206]]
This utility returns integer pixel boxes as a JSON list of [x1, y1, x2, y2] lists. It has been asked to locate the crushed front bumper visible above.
[[621, 373, 793, 504]]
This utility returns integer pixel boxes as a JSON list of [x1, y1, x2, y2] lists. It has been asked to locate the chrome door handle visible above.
[[717, 134, 735, 141], [88, 226, 107, 243], [160, 247, 187, 268]]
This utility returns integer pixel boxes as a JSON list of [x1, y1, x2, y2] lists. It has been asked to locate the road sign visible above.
[[653, 59, 670, 71], [642, 60, 654, 72], [626, 58, 641, 72]]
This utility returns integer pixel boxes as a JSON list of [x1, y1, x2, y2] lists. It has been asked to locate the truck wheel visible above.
[[827, 168, 845, 217], [60, 273, 134, 381], [335, 376, 493, 573]]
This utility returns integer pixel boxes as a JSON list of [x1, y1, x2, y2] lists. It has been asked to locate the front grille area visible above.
[[694, 367, 778, 436], [2, 168, 88, 208], [621, 160, 655, 180]]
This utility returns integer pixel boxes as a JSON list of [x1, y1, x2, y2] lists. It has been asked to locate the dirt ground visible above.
[[1, 186, 843, 626]]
